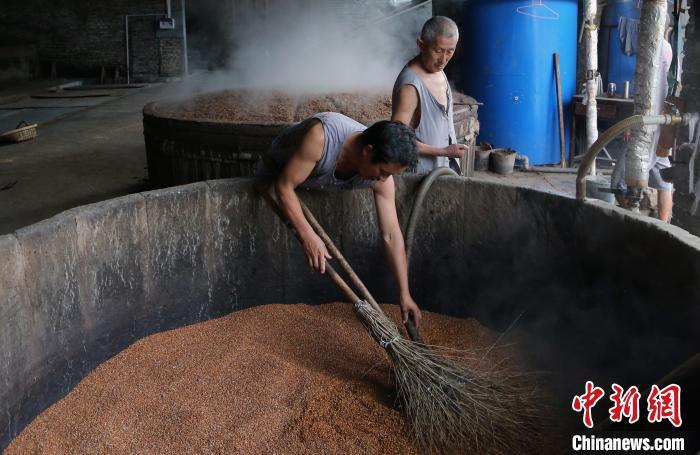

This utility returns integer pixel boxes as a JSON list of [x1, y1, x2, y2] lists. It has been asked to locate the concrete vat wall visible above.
[[1, 176, 699, 448]]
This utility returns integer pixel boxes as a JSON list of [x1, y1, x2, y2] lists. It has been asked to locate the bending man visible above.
[[261, 112, 422, 326]]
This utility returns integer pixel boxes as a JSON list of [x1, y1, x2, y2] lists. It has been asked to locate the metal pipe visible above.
[[575, 114, 689, 200], [166, 0, 172, 17], [625, 0, 667, 193], [125, 15, 129, 84], [583, 0, 599, 176], [516, 154, 529, 170], [181, 0, 188, 77]]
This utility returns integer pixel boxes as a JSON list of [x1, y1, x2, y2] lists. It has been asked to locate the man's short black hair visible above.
[[361, 120, 418, 168]]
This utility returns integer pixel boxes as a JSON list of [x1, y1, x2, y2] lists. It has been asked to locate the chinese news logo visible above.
[[572, 381, 682, 428]]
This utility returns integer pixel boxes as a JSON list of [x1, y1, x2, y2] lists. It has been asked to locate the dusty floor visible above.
[[5, 303, 548, 454], [0, 81, 163, 234]]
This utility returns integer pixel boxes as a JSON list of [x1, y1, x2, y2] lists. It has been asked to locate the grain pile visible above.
[[159, 90, 394, 125], [6, 303, 545, 454]]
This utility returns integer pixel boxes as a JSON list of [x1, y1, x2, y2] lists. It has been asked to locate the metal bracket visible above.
[[584, 20, 598, 30]]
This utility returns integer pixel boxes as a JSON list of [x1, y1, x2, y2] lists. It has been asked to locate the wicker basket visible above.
[[1, 121, 38, 143]]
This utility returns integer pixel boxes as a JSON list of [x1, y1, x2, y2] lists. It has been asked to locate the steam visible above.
[[175, 1, 427, 97]]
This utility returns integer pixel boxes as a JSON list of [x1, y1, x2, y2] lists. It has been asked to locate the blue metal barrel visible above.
[[461, 0, 578, 165], [601, 0, 641, 94]]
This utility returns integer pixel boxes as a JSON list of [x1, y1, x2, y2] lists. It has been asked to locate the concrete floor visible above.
[[0, 77, 582, 235], [473, 167, 577, 196], [0, 82, 177, 234]]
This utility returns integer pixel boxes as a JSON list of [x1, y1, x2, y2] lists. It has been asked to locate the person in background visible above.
[[612, 14, 674, 222], [391, 16, 467, 174], [260, 112, 422, 327]]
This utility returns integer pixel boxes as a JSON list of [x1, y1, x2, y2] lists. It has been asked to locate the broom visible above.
[[257, 184, 543, 454]]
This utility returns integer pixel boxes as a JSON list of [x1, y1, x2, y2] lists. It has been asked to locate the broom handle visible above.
[[299, 202, 383, 314], [256, 181, 422, 343], [324, 263, 363, 304], [255, 182, 365, 306], [299, 202, 424, 344]]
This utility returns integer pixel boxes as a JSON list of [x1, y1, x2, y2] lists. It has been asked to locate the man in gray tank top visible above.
[[260, 112, 423, 326], [392, 16, 467, 174]]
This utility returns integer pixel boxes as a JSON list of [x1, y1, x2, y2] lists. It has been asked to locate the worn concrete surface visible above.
[[0, 81, 169, 235], [0, 79, 69, 105]]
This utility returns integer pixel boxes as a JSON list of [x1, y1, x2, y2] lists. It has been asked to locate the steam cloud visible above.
[[177, 1, 427, 97]]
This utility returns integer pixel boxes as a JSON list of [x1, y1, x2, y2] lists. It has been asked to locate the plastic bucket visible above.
[[490, 148, 516, 175]]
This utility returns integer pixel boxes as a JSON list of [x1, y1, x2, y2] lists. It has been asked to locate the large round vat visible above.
[[144, 90, 480, 188], [461, 0, 578, 165], [1, 177, 698, 449]]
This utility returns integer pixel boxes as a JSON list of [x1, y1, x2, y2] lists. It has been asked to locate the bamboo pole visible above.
[[554, 53, 566, 168]]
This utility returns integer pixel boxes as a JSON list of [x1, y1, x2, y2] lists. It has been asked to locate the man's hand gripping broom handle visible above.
[[255, 182, 423, 343], [298, 199, 424, 344]]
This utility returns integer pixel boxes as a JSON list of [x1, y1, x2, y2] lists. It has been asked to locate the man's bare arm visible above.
[[392, 84, 466, 159], [372, 176, 422, 327], [275, 122, 331, 273]]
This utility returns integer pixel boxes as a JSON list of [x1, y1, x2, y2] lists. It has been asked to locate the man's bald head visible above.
[[420, 16, 459, 43]]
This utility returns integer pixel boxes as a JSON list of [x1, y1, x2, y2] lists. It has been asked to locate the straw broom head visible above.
[[354, 301, 546, 454]]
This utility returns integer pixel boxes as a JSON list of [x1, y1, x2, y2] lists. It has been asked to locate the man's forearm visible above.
[[417, 140, 446, 157], [275, 181, 315, 240], [382, 230, 412, 297]]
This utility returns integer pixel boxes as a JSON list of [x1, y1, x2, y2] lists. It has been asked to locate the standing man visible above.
[[392, 16, 467, 174], [260, 112, 422, 327]]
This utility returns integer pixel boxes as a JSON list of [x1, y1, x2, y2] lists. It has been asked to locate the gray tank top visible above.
[[261, 112, 376, 191], [392, 65, 456, 174]]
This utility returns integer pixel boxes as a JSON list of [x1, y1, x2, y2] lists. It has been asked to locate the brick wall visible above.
[[0, 0, 185, 82], [159, 38, 182, 77], [0, 45, 37, 81]]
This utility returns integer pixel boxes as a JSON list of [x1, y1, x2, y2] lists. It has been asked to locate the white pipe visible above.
[[166, 0, 172, 18], [625, 0, 667, 190], [181, 0, 188, 77], [584, 0, 599, 176], [125, 15, 129, 84]]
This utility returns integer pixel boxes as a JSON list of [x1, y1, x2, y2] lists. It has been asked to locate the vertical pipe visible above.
[[166, 0, 172, 17], [584, 0, 599, 175], [625, 0, 667, 192], [125, 16, 130, 85], [569, 111, 576, 167], [181, 0, 188, 77]]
